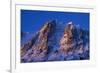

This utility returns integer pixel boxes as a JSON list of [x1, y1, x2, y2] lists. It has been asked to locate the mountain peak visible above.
[[66, 21, 75, 30], [67, 21, 73, 25]]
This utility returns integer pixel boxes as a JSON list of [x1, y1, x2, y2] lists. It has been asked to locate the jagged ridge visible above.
[[21, 20, 89, 62]]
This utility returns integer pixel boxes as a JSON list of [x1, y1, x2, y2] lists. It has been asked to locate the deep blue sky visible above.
[[21, 10, 89, 33]]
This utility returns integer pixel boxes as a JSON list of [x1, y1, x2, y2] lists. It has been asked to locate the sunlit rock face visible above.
[[60, 22, 74, 53], [21, 20, 56, 62], [21, 20, 89, 63], [58, 21, 89, 60]]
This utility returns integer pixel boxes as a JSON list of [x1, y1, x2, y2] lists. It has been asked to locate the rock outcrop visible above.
[[21, 20, 56, 62], [60, 22, 74, 53]]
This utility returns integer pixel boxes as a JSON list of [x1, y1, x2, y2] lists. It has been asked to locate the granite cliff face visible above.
[[21, 20, 89, 62], [60, 22, 74, 53], [21, 20, 56, 62]]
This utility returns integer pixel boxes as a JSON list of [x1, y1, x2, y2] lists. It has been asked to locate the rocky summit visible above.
[[21, 20, 89, 63]]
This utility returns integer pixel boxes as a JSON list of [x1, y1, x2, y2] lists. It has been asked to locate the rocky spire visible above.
[[21, 20, 57, 62], [59, 21, 75, 53]]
